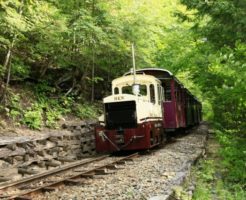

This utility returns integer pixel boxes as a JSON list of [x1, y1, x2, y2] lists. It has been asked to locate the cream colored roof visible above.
[[124, 68, 173, 76], [112, 74, 160, 87]]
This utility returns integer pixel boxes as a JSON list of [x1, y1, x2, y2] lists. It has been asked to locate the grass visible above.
[[192, 133, 246, 200]]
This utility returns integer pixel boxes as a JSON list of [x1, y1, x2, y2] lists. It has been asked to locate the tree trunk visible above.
[[0, 0, 24, 103], [91, 0, 96, 102], [80, 64, 89, 96], [0, 47, 12, 103], [91, 50, 95, 102]]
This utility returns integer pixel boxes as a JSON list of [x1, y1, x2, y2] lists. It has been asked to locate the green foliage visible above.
[[32, 96, 70, 128], [45, 108, 62, 128], [0, 0, 196, 104], [34, 81, 56, 96], [87, 76, 104, 84], [197, 160, 215, 182], [11, 58, 30, 79], [193, 155, 246, 200], [22, 104, 43, 130], [0, 2, 244, 192], [7, 93, 22, 122], [216, 130, 246, 184], [74, 103, 99, 119], [154, 0, 246, 197], [3, 85, 101, 129], [193, 183, 211, 200], [180, 0, 246, 48], [0, 64, 4, 77]]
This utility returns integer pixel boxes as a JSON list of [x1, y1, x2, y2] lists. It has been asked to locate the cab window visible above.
[[158, 84, 163, 104], [122, 86, 133, 94], [139, 85, 147, 95], [150, 84, 155, 104], [114, 87, 119, 94]]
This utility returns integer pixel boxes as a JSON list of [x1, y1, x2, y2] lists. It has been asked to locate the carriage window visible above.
[[179, 91, 182, 102], [163, 82, 171, 101], [114, 87, 119, 94], [175, 86, 178, 100], [150, 84, 155, 104], [176, 89, 180, 102], [122, 84, 147, 96]]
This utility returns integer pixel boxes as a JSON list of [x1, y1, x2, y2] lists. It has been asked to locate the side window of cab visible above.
[[157, 84, 163, 104], [114, 87, 119, 94], [150, 84, 155, 104]]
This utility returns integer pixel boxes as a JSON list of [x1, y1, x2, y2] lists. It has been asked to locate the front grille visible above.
[[105, 101, 137, 130]]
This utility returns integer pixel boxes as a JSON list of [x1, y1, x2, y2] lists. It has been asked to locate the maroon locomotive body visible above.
[[95, 68, 202, 152]]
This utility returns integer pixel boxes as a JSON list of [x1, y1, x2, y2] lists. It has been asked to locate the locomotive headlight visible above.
[[98, 130, 106, 142], [98, 130, 104, 137]]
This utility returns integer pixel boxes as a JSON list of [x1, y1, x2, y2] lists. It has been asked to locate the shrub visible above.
[[74, 103, 99, 119], [7, 93, 22, 122], [22, 107, 43, 129], [45, 108, 62, 128]]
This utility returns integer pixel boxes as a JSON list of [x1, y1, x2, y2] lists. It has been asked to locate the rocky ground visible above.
[[0, 120, 97, 183], [37, 124, 208, 200]]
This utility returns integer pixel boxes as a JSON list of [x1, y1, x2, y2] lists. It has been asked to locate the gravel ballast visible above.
[[39, 124, 208, 200]]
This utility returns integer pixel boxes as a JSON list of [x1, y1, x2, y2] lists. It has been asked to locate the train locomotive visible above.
[[95, 68, 202, 153]]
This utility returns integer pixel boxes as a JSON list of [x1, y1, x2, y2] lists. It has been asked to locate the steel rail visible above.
[[2, 153, 139, 200], [0, 155, 108, 199]]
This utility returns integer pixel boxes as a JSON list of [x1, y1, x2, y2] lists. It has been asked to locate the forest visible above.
[[0, 0, 245, 199]]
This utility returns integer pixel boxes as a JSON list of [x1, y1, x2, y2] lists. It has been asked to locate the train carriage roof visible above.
[[124, 68, 201, 104], [112, 74, 160, 87], [124, 68, 173, 79], [124, 67, 182, 86]]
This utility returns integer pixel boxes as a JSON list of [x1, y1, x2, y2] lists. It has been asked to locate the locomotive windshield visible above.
[[122, 84, 147, 96]]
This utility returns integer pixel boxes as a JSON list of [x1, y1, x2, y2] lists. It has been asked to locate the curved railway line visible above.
[[0, 153, 139, 200], [0, 124, 208, 200]]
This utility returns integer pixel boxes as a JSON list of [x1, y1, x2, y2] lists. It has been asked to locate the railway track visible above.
[[0, 153, 139, 200]]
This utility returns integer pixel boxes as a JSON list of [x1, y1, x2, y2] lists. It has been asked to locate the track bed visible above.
[[0, 123, 208, 200], [39, 123, 208, 200]]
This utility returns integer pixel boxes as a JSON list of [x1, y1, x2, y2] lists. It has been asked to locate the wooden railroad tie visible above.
[[73, 169, 86, 173], [42, 187, 56, 192], [18, 185, 36, 190], [64, 178, 85, 185], [57, 157, 75, 163], [18, 168, 39, 176], [115, 160, 127, 165], [94, 168, 115, 175], [94, 168, 109, 175], [45, 160, 61, 169], [80, 173, 94, 178], [0, 195, 10, 199], [106, 164, 119, 170], [43, 180, 56, 184], [124, 158, 134, 162], [14, 196, 32, 200], [0, 176, 11, 182]]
